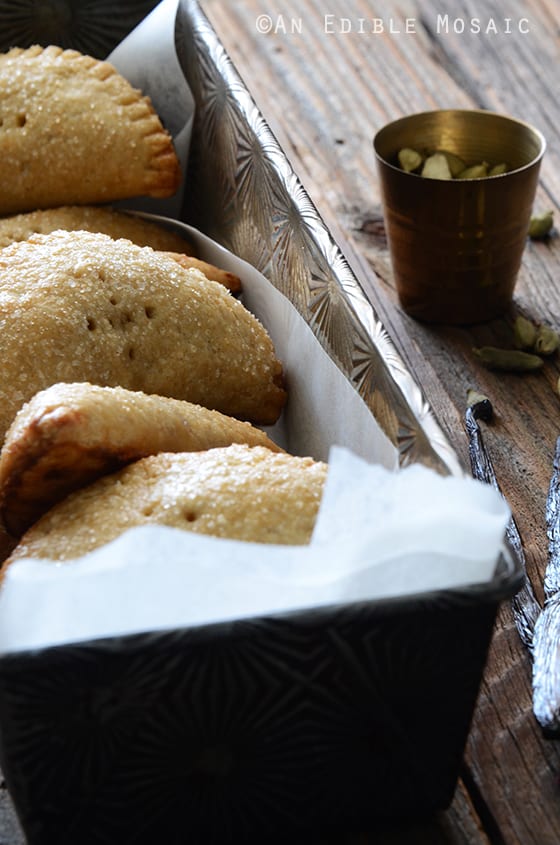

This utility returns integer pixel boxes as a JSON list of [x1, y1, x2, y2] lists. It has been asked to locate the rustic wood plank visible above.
[[201, 0, 560, 842]]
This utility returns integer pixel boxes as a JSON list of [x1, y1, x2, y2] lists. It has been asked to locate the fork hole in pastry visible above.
[[109, 294, 118, 305], [144, 304, 155, 319], [16, 113, 26, 128], [183, 509, 197, 523], [86, 316, 96, 331], [126, 345, 135, 360], [142, 503, 155, 517]]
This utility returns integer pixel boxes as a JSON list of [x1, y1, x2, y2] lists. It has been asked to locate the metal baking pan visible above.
[[0, 2, 523, 842]]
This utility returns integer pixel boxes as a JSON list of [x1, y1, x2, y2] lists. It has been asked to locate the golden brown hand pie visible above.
[[0, 230, 286, 442], [0, 205, 242, 292], [163, 252, 242, 294], [0, 45, 181, 213], [0, 205, 195, 254], [4, 445, 328, 566], [0, 382, 283, 538]]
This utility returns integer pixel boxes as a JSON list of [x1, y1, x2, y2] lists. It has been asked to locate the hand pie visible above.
[[0, 205, 242, 293], [0, 230, 286, 441], [3, 445, 328, 567], [0, 382, 282, 537], [0, 45, 181, 213], [163, 252, 242, 294], [0, 205, 195, 254]]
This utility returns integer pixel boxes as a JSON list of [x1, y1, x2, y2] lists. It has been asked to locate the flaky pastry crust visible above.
[[0, 205, 195, 254], [4, 445, 328, 565], [0, 230, 286, 441], [0, 206, 242, 292], [0, 45, 181, 212], [0, 382, 282, 537]]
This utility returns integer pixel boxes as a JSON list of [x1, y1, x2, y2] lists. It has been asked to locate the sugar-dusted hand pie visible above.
[[0, 45, 181, 213], [0, 205, 195, 253], [3, 445, 328, 568], [0, 382, 283, 538], [0, 205, 242, 293], [0, 229, 286, 441]]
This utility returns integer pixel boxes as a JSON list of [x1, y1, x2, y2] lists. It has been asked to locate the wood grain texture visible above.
[[200, 0, 560, 842]]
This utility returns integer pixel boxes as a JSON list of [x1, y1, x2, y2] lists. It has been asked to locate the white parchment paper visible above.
[[0, 447, 509, 653], [109, 0, 194, 218], [0, 0, 510, 653]]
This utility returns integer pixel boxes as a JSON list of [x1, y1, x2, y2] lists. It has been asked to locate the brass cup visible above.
[[373, 110, 546, 324]]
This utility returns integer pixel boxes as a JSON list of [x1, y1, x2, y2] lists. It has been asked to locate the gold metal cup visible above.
[[373, 109, 546, 324]]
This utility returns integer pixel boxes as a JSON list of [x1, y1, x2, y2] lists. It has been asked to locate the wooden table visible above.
[[0, 2, 557, 843], [199, 1, 560, 843]]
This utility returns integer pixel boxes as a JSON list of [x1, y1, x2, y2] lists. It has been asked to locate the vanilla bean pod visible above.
[[465, 398, 540, 652]]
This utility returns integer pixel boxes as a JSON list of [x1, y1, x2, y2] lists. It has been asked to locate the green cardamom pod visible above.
[[438, 150, 466, 177], [489, 162, 508, 176], [534, 325, 560, 356], [457, 162, 489, 179], [513, 315, 538, 350], [421, 152, 452, 180], [529, 210, 554, 239], [472, 346, 544, 372], [398, 147, 423, 172]]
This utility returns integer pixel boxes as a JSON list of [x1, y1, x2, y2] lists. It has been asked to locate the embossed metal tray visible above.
[[0, 2, 523, 843], [178, 3, 459, 478]]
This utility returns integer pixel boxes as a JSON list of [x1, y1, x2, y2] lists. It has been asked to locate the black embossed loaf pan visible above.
[[0, 2, 522, 843]]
